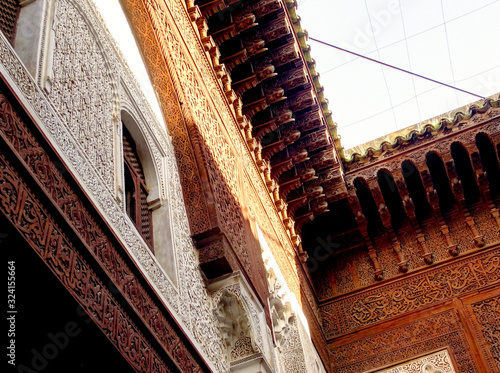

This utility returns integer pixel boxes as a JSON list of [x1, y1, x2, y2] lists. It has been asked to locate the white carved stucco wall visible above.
[[375, 349, 456, 373], [48, 0, 117, 192], [2, 0, 228, 371], [258, 225, 327, 373], [2, 0, 329, 372]]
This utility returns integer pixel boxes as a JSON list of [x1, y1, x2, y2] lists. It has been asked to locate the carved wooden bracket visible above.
[[392, 241, 408, 273], [440, 225, 459, 256], [194, 227, 239, 280], [368, 248, 384, 281], [465, 216, 485, 248], [417, 233, 434, 265]]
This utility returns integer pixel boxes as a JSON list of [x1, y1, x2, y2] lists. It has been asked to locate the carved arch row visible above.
[[350, 133, 500, 238]]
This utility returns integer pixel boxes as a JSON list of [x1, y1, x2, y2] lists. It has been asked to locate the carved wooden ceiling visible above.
[[188, 0, 347, 241], [187, 0, 500, 278]]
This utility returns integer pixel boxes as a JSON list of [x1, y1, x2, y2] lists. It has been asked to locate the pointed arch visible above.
[[426, 151, 455, 213], [475, 132, 500, 198], [450, 142, 480, 205], [377, 169, 406, 230], [354, 177, 381, 236], [401, 160, 431, 222]]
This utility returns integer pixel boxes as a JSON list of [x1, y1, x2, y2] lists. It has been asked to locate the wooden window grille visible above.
[[0, 0, 20, 44], [122, 125, 154, 252]]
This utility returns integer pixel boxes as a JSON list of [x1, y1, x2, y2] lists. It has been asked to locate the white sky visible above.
[[95, 0, 500, 149], [296, 0, 500, 148]]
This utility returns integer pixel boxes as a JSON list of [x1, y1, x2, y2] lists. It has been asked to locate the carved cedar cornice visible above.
[[119, 0, 328, 325], [344, 95, 500, 170]]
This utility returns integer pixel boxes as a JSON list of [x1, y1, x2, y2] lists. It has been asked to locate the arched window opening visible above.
[[354, 178, 381, 236], [401, 161, 431, 222], [123, 125, 154, 251], [377, 170, 406, 230], [426, 152, 454, 214], [450, 142, 480, 205], [475, 132, 500, 198]]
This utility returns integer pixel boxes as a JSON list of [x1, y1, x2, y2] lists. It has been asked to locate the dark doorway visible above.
[[2, 212, 136, 373]]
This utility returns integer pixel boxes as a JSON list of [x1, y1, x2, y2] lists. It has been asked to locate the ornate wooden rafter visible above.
[[188, 0, 343, 242]]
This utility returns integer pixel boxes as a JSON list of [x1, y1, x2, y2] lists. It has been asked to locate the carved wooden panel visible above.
[[0, 87, 209, 372], [463, 290, 500, 373], [320, 246, 500, 339], [329, 309, 477, 373], [376, 349, 456, 373]]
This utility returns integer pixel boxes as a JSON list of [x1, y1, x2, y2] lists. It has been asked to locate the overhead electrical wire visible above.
[[308, 36, 485, 100]]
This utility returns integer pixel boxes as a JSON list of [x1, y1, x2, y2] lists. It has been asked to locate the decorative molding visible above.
[[0, 13, 229, 370], [376, 349, 455, 373], [329, 309, 476, 373], [321, 246, 500, 339]]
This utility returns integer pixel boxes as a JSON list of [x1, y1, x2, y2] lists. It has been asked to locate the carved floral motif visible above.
[[49, 0, 117, 191], [321, 248, 500, 338], [329, 310, 476, 373], [470, 294, 500, 372]]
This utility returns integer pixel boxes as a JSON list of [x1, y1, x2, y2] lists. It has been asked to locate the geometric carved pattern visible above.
[[470, 294, 500, 372], [0, 88, 208, 372], [329, 310, 476, 373], [376, 349, 455, 373], [49, 0, 116, 190], [321, 247, 500, 339]]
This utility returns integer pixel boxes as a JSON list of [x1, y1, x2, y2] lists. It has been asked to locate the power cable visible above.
[[308, 36, 485, 99]]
